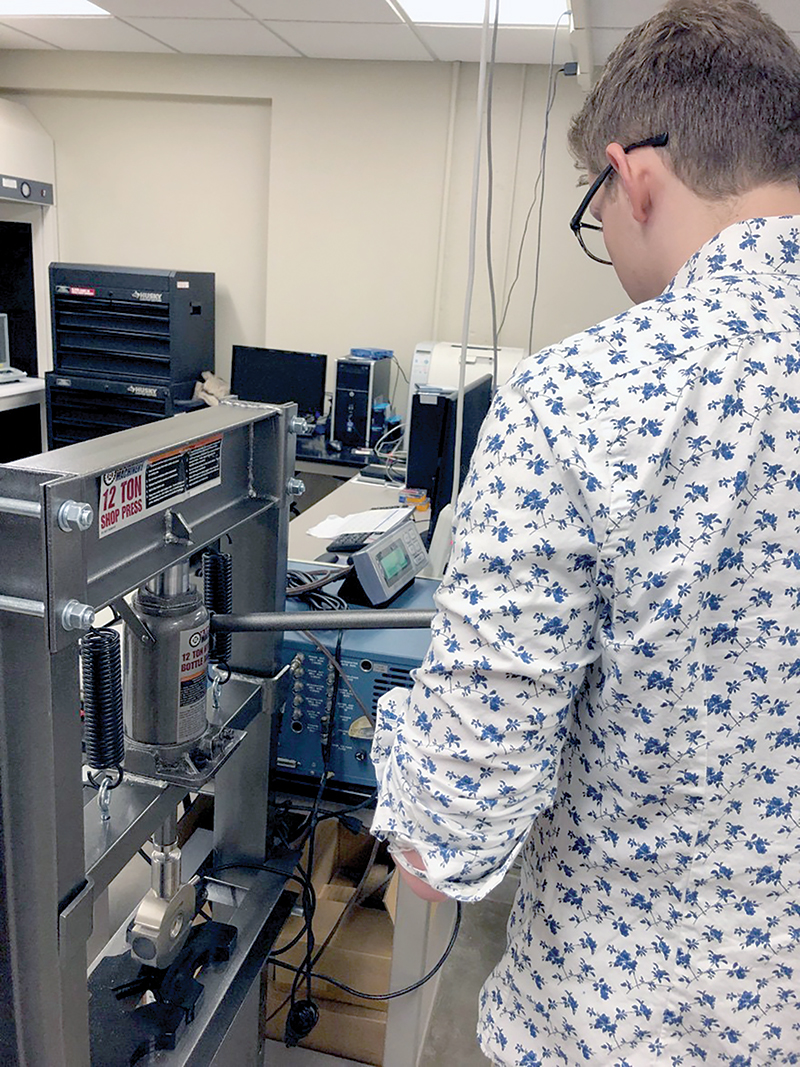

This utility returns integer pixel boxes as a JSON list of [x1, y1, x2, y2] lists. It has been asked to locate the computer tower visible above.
[[406, 375, 492, 536], [331, 356, 391, 448]]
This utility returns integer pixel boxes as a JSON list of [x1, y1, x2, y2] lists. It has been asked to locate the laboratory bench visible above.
[[0, 376, 46, 460]]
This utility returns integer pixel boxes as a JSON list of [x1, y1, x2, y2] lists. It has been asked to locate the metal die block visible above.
[[127, 882, 196, 969]]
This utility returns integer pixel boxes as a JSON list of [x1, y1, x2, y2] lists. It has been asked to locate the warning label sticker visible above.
[[178, 624, 209, 742], [98, 435, 222, 539]]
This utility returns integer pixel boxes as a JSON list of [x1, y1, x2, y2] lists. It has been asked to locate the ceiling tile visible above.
[[237, 0, 400, 22], [127, 16, 299, 54], [0, 21, 58, 48], [0, 15, 172, 51], [588, 0, 800, 67], [417, 24, 572, 65], [269, 20, 431, 60], [96, 0, 248, 17]]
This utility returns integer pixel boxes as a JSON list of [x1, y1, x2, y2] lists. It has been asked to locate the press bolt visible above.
[[57, 500, 94, 533], [62, 600, 96, 631], [286, 478, 306, 498], [289, 417, 310, 435]]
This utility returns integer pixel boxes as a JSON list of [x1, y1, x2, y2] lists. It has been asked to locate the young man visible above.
[[372, 1, 800, 1063]]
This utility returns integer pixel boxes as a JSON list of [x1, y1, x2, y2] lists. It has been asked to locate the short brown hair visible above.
[[568, 0, 800, 198]]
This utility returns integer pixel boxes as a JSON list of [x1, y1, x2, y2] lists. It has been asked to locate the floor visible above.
[[264, 867, 518, 1067]]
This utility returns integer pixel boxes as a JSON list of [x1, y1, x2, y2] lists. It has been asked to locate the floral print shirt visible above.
[[372, 217, 800, 1065]]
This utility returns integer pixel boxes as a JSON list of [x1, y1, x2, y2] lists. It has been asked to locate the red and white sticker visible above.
[[99, 462, 146, 536], [98, 435, 222, 538]]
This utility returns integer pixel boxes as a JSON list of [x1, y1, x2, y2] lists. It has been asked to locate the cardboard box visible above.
[[269, 892, 393, 1009], [298, 818, 377, 895], [265, 984, 386, 1066], [266, 821, 395, 1060]]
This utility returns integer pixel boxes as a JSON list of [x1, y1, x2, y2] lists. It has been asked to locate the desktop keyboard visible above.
[[324, 532, 372, 554]]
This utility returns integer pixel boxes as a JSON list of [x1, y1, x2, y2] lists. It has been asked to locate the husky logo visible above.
[[131, 290, 163, 303], [126, 384, 159, 398]]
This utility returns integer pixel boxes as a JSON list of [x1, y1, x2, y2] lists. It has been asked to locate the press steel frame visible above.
[[0, 402, 296, 1066]]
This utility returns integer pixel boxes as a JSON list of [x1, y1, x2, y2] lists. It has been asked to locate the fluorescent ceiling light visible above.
[[0, 0, 109, 13], [396, 0, 569, 25]]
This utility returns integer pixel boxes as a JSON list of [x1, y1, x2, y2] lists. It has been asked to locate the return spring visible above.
[[82, 627, 124, 787], [203, 549, 233, 663]]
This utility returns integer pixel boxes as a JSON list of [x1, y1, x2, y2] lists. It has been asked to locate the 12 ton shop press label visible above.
[[97, 435, 223, 538]]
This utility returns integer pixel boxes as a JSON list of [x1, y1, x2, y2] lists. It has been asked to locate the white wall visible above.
[[0, 49, 630, 408]]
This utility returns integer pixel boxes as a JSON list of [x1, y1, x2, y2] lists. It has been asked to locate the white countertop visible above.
[[0, 376, 45, 412], [289, 474, 425, 564]]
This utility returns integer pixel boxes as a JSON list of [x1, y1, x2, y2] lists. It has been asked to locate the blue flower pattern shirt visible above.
[[371, 218, 800, 1065]]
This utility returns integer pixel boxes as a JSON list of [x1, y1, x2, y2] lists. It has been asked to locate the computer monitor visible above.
[[406, 374, 492, 541], [231, 346, 327, 421], [0, 314, 8, 370], [0, 312, 25, 383]]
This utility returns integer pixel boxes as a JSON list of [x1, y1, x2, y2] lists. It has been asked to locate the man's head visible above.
[[568, 0, 800, 299]]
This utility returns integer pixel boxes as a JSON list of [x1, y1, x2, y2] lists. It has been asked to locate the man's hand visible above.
[[397, 850, 449, 902]]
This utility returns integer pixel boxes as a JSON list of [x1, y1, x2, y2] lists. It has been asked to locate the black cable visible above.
[[289, 827, 319, 1028], [137, 847, 152, 866], [498, 62, 566, 342], [527, 14, 570, 355], [286, 571, 348, 613], [271, 901, 462, 1002], [293, 789, 378, 823], [286, 568, 353, 599], [205, 862, 315, 904], [279, 626, 345, 1042], [391, 355, 409, 385]]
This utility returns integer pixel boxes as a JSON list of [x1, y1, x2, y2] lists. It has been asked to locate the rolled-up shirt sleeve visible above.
[[371, 370, 605, 901]]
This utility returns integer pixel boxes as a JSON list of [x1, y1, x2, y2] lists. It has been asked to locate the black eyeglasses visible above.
[[569, 133, 670, 265]]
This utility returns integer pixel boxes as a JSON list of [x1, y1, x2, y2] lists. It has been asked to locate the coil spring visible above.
[[203, 549, 233, 662], [82, 628, 124, 778]]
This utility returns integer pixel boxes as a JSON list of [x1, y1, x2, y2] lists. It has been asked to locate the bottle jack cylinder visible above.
[[124, 562, 210, 749]]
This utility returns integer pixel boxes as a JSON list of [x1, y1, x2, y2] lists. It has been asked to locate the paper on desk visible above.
[[306, 506, 413, 539]]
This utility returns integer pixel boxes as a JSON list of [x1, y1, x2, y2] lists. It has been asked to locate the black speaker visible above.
[[331, 357, 391, 448]]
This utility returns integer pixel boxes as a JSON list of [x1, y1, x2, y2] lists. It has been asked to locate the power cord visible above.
[[283, 625, 344, 1045], [271, 900, 463, 1002], [286, 568, 351, 603], [497, 29, 569, 345], [527, 9, 572, 356]]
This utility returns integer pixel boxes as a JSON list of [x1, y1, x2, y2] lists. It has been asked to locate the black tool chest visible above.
[[46, 263, 215, 448], [45, 373, 199, 450]]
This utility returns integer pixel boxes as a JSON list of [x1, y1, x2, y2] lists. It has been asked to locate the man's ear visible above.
[[605, 142, 652, 224]]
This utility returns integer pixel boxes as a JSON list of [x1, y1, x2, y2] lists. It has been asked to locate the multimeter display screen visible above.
[[378, 542, 411, 585]]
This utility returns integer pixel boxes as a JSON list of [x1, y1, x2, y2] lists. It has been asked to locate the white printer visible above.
[[403, 341, 525, 449]]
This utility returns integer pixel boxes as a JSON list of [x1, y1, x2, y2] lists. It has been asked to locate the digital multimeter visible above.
[[350, 517, 428, 605]]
